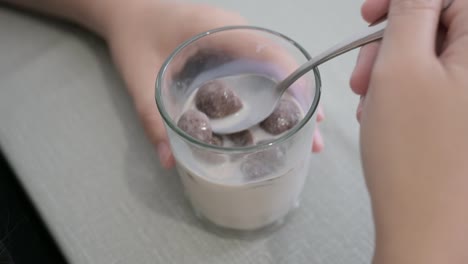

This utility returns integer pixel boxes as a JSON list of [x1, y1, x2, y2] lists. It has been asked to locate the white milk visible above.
[[172, 65, 311, 231]]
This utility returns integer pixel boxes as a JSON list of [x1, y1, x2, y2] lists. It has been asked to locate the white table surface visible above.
[[0, 0, 374, 263]]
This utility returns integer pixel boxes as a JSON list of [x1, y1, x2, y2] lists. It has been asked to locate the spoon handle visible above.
[[278, 21, 386, 91], [278, 0, 454, 93]]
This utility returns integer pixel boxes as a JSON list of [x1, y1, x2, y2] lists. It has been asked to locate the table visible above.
[[0, 1, 374, 263]]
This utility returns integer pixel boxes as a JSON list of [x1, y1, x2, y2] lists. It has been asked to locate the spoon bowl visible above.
[[208, 20, 386, 134]]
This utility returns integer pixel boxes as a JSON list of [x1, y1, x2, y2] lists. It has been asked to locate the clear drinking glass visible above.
[[156, 26, 321, 232]]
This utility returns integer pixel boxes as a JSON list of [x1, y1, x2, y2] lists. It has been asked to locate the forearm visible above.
[[0, 0, 131, 38]]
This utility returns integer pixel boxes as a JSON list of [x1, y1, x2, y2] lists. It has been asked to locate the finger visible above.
[[139, 107, 175, 169], [159, 144, 176, 169], [138, 97, 176, 169], [316, 106, 325, 123], [350, 41, 381, 95], [137, 89, 176, 169], [312, 128, 324, 153], [111, 42, 175, 169], [440, 0, 468, 68], [362, 0, 390, 23], [383, 0, 444, 57]]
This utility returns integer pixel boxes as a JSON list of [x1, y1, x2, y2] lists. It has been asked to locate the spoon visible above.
[[209, 1, 453, 134]]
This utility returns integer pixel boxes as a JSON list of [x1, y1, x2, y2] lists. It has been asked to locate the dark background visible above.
[[0, 151, 67, 264]]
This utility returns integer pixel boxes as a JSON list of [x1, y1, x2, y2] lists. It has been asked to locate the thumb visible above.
[[382, 0, 444, 59]]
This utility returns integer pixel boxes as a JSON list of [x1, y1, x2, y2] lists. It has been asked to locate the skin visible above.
[[351, 0, 468, 263], [0, 0, 324, 170], [3, 0, 468, 263]]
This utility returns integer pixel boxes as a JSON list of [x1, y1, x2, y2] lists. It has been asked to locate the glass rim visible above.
[[155, 25, 322, 153]]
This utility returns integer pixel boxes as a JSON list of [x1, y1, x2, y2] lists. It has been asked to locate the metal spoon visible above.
[[210, 1, 453, 134]]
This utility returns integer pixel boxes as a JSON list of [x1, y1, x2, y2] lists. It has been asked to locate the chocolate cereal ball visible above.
[[260, 99, 301, 135], [240, 145, 287, 180], [227, 130, 254, 147], [209, 134, 224, 146], [195, 80, 243, 118], [177, 109, 212, 143]]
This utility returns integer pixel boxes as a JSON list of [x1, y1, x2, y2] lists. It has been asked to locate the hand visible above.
[[350, 0, 468, 263], [104, 1, 324, 169]]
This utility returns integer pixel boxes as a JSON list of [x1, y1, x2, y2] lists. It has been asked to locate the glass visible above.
[[156, 26, 321, 233]]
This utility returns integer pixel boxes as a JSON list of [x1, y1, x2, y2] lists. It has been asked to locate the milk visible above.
[[172, 78, 310, 231]]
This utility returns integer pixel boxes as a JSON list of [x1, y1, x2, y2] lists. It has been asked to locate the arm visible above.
[[351, 0, 468, 263], [1, 0, 121, 37]]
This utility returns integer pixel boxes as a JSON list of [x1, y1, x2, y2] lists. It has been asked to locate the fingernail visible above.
[[312, 129, 324, 153], [157, 141, 172, 169]]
